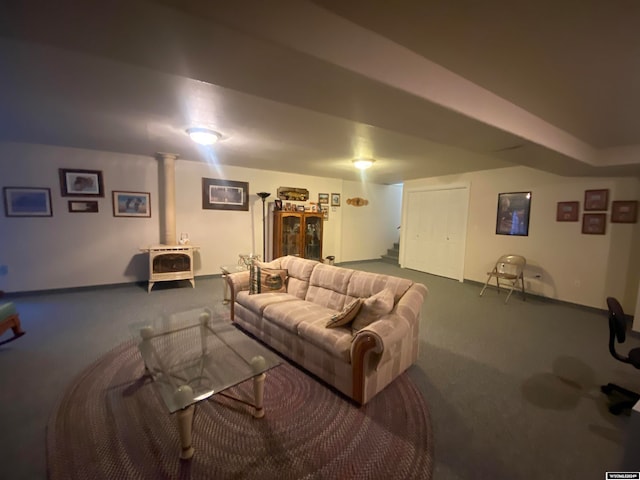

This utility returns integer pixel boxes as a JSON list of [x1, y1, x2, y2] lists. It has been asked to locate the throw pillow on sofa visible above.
[[325, 298, 363, 328], [250, 266, 288, 294], [254, 259, 282, 269], [352, 288, 395, 332]]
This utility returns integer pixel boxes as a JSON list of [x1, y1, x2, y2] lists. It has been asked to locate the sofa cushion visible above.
[[263, 299, 334, 334], [352, 288, 395, 332], [347, 271, 413, 303], [237, 291, 298, 315], [305, 264, 354, 310], [254, 258, 282, 269], [326, 298, 362, 328], [280, 256, 319, 299], [297, 318, 353, 363], [249, 266, 288, 294]]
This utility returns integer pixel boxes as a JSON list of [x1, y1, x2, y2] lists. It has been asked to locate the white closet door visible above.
[[404, 190, 429, 272], [403, 186, 468, 281]]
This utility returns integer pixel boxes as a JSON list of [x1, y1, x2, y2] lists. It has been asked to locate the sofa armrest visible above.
[[352, 314, 404, 365], [353, 283, 427, 364], [349, 283, 427, 404], [226, 271, 250, 320]]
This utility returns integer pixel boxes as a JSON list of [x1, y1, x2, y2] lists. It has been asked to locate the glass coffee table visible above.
[[131, 308, 281, 459]]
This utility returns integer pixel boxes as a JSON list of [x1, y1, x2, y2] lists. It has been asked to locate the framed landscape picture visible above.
[[3, 187, 52, 217], [318, 193, 329, 205], [496, 192, 531, 236], [112, 191, 151, 217], [556, 201, 579, 222], [59, 168, 104, 197], [202, 178, 249, 211]]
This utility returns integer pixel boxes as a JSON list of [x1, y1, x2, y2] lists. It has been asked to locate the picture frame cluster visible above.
[[556, 189, 637, 235], [3, 168, 152, 218]]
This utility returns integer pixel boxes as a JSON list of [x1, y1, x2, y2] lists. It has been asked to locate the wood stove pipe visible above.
[[156, 152, 179, 245]]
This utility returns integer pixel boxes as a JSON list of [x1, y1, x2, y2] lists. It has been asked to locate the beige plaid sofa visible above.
[[226, 256, 428, 405]]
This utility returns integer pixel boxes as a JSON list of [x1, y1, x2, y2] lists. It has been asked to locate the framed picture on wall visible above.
[[582, 213, 606, 234], [611, 200, 638, 223], [68, 200, 99, 213], [556, 201, 579, 221], [3, 187, 53, 217], [496, 192, 532, 236], [202, 178, 249, 211], [59, 168, 104, 197], [318, 193, 329, 205], [331, 193, 341, 207], [112, 191, 151, 217], [584, 189, 609, 211]]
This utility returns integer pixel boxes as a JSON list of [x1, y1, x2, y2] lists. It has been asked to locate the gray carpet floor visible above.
[[1, 261, 639, 479]]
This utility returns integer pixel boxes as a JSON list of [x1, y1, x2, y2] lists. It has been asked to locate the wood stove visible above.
[[141, 245, 199, 293]]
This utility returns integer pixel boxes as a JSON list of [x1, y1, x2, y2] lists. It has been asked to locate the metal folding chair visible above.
[[479, 255, 526, 303]]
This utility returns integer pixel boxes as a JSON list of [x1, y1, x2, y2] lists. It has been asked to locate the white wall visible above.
[[0, 143, 159, 292], [340, 181, 402, 261], [174, 159, 345, 272], [0, 142, 400, 292], [403, 166, 640, 314]]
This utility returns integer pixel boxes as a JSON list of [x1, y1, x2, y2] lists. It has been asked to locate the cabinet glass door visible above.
[[304, 216, 323, 260], [282, 215, 301, 256]]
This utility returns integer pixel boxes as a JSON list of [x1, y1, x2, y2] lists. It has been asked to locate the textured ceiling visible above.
[[1, 0, 639, 183]]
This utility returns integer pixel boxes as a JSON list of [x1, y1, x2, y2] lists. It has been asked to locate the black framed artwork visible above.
[[496, 192, 531, 236], [202, 178, 249, 211], [59, 168, 104, 197]]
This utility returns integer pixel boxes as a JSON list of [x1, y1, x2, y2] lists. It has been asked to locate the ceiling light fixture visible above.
[[186, 127, 221, 146], [353, 158, 375, 170]]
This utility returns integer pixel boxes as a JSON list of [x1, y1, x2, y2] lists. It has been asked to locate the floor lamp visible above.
[[257, 192, 271, 260]]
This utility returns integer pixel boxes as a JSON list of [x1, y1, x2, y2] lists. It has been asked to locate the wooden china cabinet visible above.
[[273, 211, 323, 261]]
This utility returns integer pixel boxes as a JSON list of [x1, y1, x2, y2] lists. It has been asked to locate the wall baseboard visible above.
[[3, 274, 223, 298]]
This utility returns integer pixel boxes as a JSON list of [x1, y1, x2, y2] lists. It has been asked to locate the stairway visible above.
[[380, 242, 399, 266]]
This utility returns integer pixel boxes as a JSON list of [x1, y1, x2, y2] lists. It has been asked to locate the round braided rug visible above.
[[46, 340, 433, 480]]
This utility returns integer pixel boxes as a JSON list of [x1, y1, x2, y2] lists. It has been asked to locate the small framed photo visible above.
[[318, 193, 329, 205], [611, 200, 638, 223], [322, 207, 329, 221], [59, 168, 104, 197], [296, 205, 305, 212], [68, 200, 99, 213], [582, 213, 606, 234], [556, 201, 579, 222], [274, 199, 283, 210], [3, 187, 52, 217], [112, 191, 151, 217], [331, 193, 341, 207], [202, 178, 249, 211], [584, 189, 608, 211]]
